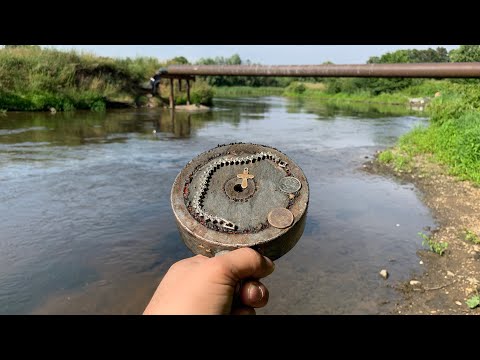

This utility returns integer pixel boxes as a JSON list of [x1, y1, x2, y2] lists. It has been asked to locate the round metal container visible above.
[[171, 143, 309, 260]]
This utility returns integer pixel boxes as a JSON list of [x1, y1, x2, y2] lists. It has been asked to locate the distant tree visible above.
[[448, 45, 480, 83], [435, 47, 450, 63], [196, 54, 282, 87], [168, 56, 189, 65], [409, 47, 450, 63], [197, 57, 216, 65], [356, 47, 450, 94], [227, 54, 242, 65], [3, 45, 41, 50], [449, 45, 480, 62], [367, 47, 449, 64], [371, 49, 410, 64]]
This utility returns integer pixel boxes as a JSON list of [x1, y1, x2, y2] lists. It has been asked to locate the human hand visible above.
[[143, 248, 275, 315]]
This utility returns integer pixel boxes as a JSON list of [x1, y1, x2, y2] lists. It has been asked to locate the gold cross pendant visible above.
[[237, 167, 254, 189]]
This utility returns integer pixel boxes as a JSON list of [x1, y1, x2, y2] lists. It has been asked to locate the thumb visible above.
[[214, 248, 275, 281]]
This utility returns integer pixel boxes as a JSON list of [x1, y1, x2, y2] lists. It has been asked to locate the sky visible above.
[[44, 45, 459, 65]]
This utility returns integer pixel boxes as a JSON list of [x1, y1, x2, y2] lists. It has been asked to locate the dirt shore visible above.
[[363, 153, 480, 315]]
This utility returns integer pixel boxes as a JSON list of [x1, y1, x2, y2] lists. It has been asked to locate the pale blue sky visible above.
[[44, 45, 459, 64]]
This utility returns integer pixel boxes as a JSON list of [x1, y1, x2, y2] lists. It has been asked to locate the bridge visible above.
[[152, 63, 480, 108]]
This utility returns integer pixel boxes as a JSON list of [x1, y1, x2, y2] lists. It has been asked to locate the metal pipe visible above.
[[166, 63, 480, 78]]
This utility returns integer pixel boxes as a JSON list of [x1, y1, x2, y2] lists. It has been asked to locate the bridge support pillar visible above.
[[186, 79, 191, 106], [169, 78, 175, 109]]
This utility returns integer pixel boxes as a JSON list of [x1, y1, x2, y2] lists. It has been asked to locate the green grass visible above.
[[284, 87, 409, 105], [465, 229, 480, 244], [397, 113, 480, 184], [419, 232, 448, 256], [466, 294, 480, 309], [282, 81, 411, 105], [378, 149, 413, 172], [213, 86, 285, 97], [282, 79, 459, 109], [379, 150, 395, 164]]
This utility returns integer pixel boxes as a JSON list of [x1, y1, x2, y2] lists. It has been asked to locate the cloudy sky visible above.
[[44, 45, 459, 65]]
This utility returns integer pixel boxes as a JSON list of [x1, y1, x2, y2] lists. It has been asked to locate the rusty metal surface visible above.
[[170, 143, 309, 260], [166, 63, 480, 78]]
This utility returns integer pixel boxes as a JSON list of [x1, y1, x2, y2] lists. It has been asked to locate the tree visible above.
[[359, 47, 450, 94], [367, 47, 449, 64], [3, 45, 41, 50], [168, 56, 189, 65], [449, 45, 480, 62], [227, 54, 242, 65], [195, 54, 282, 87]]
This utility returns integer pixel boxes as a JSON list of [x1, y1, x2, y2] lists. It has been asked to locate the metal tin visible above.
[[171, 143, 309, 260]]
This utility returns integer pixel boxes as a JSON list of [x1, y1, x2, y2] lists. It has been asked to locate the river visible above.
[[0, 97, 435, 314]]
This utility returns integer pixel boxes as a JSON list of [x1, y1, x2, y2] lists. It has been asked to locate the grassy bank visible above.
[[213, 86, 285, 97], [378, 82, 480, 184], [215, 82, 417, 106], [282, 80, 463, 106], [284, 82, 409, 105], [0, 46, 213, 111]]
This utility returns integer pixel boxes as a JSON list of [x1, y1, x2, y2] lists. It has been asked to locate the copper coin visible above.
[[267, 208, 294, 229]]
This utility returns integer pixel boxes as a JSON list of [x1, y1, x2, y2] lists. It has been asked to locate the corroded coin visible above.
[[279, 176, 301, 194], [267, 208, 294, 229]]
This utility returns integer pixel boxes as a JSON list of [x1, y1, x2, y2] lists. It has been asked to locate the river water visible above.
[[0, 97, 435, 314]]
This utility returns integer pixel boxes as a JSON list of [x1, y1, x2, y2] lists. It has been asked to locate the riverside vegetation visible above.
[[0, 46, 213, 111]]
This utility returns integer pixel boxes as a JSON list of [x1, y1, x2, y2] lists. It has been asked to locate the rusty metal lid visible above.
[[171, 143, 309, 258]]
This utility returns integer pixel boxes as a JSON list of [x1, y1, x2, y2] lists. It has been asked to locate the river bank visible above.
[[213, 84, 411, 105], [364, 152, 480, 314], [0, 47, 214, 112], [360, 79, 480, 314], [292, 78, 480, 313], [283, 83, 410, 105], [213, 81, 444, 110]]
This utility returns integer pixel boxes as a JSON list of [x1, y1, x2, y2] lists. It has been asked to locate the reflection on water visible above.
[[287, 97, 423, 119], [0, 97, 434, 314]]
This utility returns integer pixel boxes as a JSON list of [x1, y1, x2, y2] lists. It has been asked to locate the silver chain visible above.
[[190, 151, 288, 230]]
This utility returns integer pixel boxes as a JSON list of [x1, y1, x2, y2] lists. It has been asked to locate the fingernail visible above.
[[248, 283, 264, 303]]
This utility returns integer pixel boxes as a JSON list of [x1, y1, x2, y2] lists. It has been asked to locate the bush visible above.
[[427, 83, 480, 124], [175, 79, 214, 106], [286, 82, 306, 94], [191, 81, 214, 106], [0, 46, 166, 111]]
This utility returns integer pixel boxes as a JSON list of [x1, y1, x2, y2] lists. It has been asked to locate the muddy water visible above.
[[0, 97, 434, 314]]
